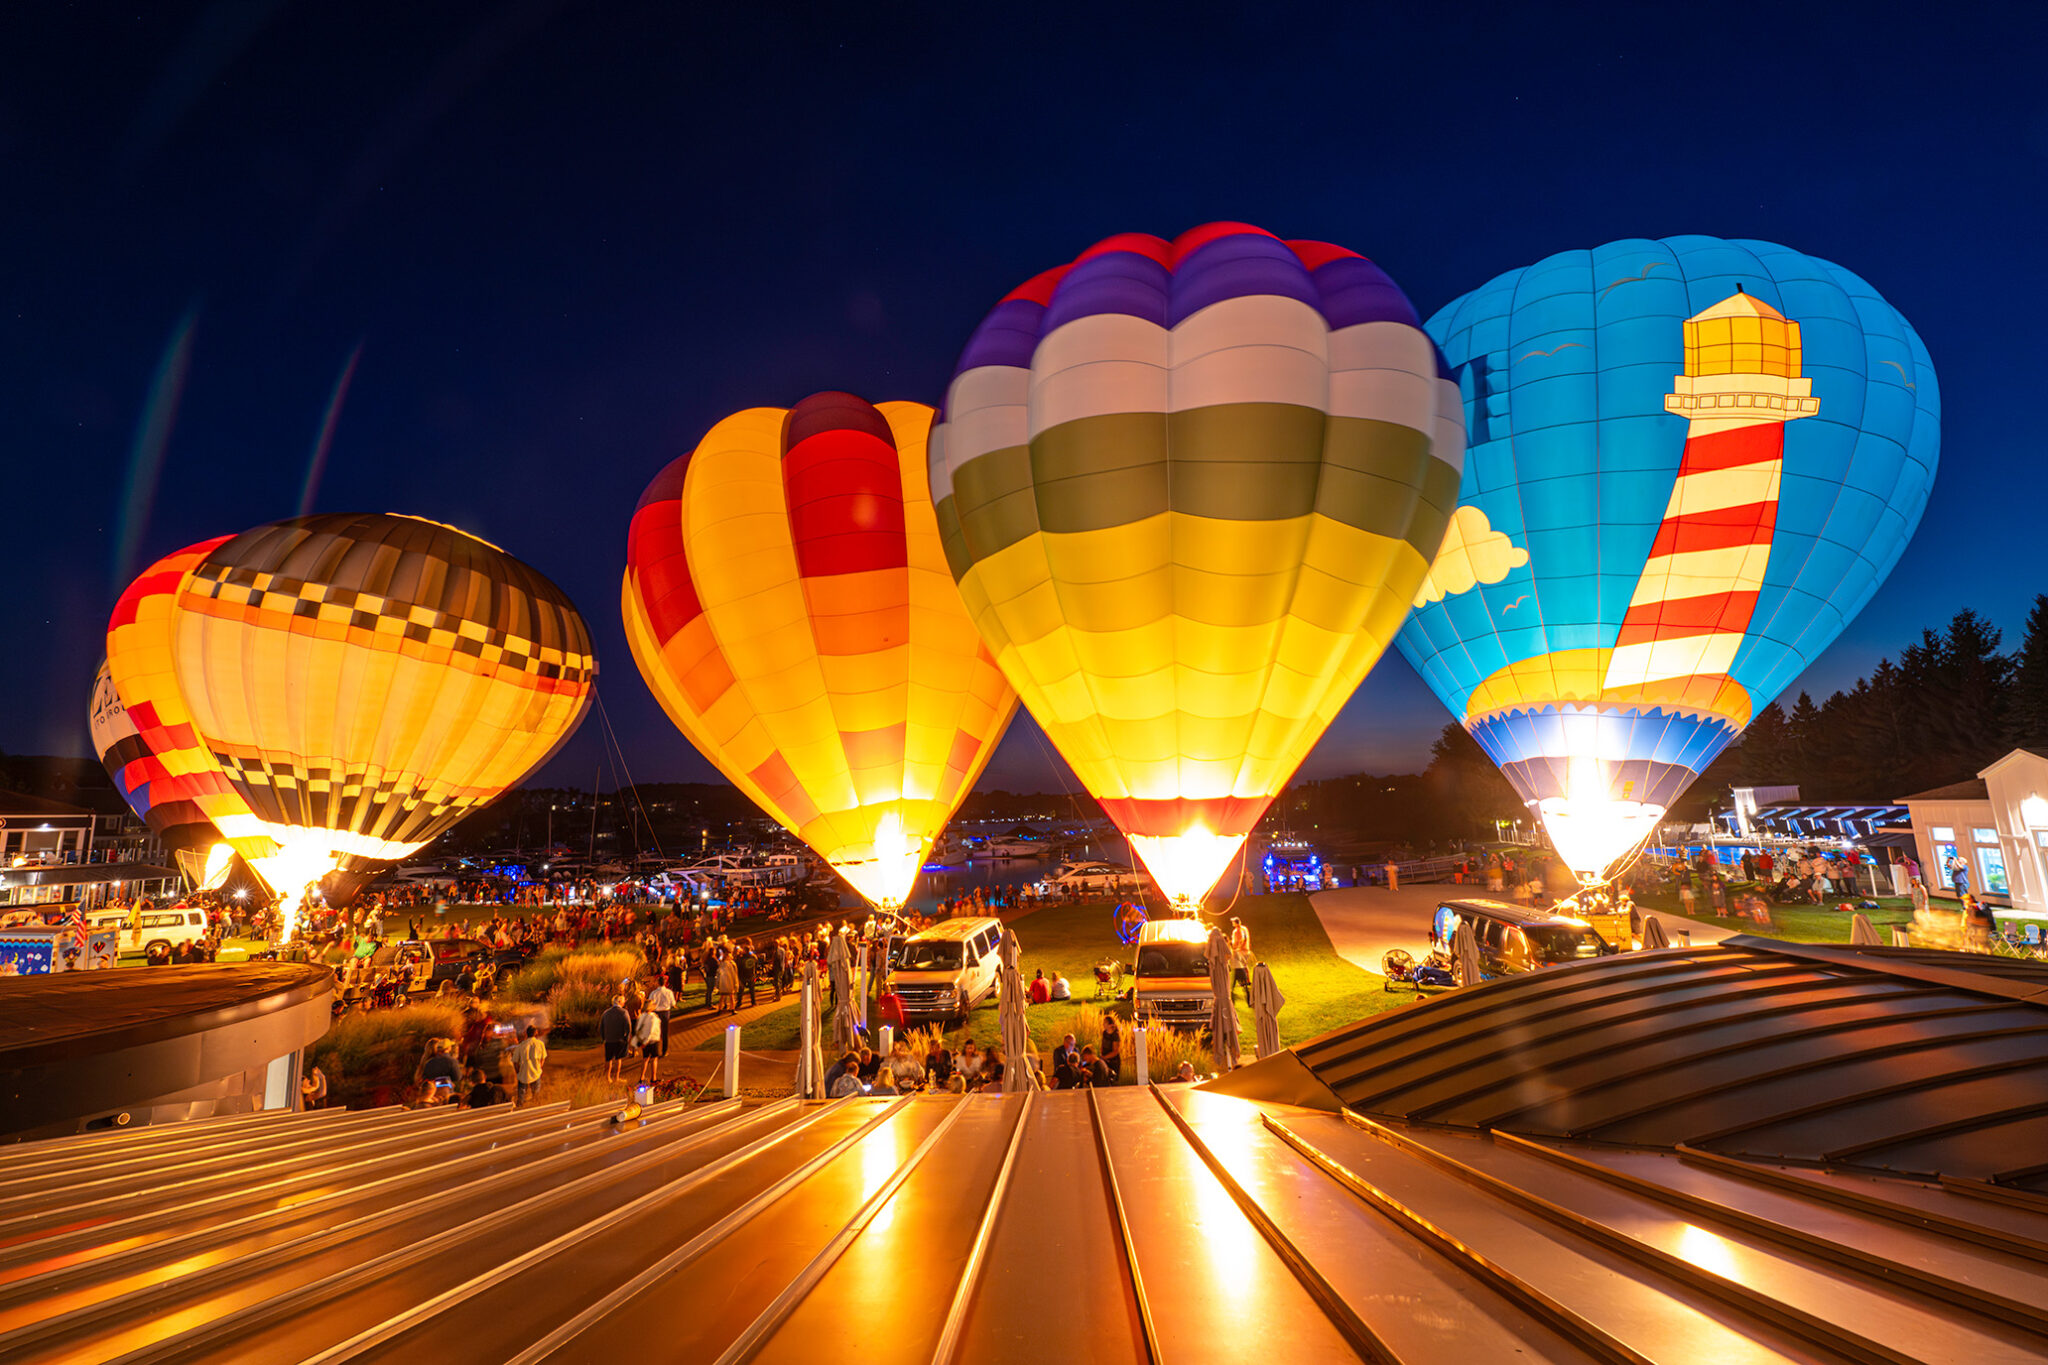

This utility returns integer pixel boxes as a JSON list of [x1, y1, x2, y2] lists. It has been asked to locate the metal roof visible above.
[[1, 1085, 2046, 1363], [1290, 936, 2048, 1190]]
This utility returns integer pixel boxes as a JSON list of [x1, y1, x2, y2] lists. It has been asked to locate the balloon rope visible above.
[[595, 689, 665, 860]]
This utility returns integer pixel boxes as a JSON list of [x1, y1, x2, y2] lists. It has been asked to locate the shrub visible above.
[[1137, 1021, 1218, 1084], [308, 1001, 466, 1109]]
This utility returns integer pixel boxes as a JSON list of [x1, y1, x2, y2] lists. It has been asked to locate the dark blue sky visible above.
[[3, 2, 2039, 793]]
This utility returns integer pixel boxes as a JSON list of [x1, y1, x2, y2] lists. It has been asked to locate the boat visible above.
[[1039, 860, 1153, 895], [685, 851, 809, 888]]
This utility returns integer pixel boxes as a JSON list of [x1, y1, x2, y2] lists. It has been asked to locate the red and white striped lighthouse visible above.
[[1604, 291, 1820, 692]]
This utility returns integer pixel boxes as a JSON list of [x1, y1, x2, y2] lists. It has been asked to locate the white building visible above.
[[1898, 748, 2048, 916], [1979, 749, 2048, 917]]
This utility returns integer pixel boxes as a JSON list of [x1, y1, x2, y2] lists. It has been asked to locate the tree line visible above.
[[1707, 596, 2048, 804]]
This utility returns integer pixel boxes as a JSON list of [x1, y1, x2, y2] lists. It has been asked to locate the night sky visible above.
[[4, 3, 2040, 794]]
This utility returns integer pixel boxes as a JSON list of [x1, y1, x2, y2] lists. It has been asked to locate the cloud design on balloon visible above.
[[1414, 506, 1530, 606]]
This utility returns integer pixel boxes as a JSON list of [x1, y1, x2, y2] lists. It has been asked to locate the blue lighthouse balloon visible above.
[[1395, 237, 1938, 881]]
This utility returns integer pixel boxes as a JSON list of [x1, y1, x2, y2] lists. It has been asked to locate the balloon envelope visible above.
[[622, 393, 1017, 907], [929, 222, 1463, 904], [1396, 236, 1939, 880], [112, 514, 596, 922]]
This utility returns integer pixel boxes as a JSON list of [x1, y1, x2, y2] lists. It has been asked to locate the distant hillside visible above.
[[0, 754, 131, 817]]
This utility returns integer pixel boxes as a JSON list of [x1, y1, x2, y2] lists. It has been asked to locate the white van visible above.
[[1130, 918, 1214, 1031], [93, 906, 211, 959], [889, 917, 1004, 1024]]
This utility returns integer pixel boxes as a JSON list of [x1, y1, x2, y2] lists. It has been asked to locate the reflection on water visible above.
[[902, 838, 1127, 913]]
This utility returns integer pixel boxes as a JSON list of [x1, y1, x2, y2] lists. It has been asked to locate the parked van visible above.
[[92, 905, 211, 960], [1430, 898, 1616, 985], [1129, 918, 1213, 1031], [889, 916, 1004, 1024]]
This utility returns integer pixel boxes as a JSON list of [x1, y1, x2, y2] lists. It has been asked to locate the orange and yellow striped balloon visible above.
[[622, 393, 1017, 907]]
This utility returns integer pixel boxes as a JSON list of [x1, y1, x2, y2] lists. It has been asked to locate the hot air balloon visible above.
[[103, 536, 267, 892], [106, 514, 596, 935], [1396, 236, 1939, 884], [622, 393, 1017, 910], [90, 660, 220, 860], [928, 223, 1464, 907]]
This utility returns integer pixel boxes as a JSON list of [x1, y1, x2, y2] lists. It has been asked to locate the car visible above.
[[1128, 918, 1213, 1030], [1430, 898, 1617, 985], [888, 917, 1004, 1024], [366, 937, 529, 990]]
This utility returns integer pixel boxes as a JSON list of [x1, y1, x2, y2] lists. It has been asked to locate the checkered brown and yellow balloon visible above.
[[105, 513, 595, 924]]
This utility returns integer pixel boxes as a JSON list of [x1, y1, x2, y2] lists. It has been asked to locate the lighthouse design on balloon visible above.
[[1541, 291, 1819, 878]]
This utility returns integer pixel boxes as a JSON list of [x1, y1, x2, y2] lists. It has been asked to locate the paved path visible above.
[[668, 991, 794, 1051], [1306, 885, 1738, 977]]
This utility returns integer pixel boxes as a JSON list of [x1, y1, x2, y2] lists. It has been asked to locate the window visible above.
[[1972, 828, 1999, 846], [1978, 846, 2010, 897], [1931, 827, 1955, 842]]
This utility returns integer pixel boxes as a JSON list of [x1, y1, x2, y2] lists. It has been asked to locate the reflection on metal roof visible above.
[[2, 1075, 2047, 1362], [1291, 936, 2048, 1190]]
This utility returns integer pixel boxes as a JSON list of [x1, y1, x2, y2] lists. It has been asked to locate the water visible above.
[[903, 837, 1130, 912]]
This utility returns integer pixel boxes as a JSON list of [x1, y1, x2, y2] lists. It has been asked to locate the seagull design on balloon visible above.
[[1599, 261, 1664, 298]]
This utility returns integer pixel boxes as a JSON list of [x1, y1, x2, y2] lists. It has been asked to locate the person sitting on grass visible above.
[[828, 1059, 867, 1098], [1027, 969, 1050, 1005], [465, 1066, 506, 1108], [823, 1050, 860, 1096], [1079, 1045, 1110, 1088], [1172, 1060, 1197, 1083], [956, 1040, 983, 1085], [1049, 971, 1071, 1001]]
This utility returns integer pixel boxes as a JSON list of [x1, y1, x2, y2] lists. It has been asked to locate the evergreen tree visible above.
[[2012, 593, 2048, 753]]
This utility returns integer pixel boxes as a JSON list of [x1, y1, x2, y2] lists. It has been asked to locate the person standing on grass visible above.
[[600, 995, 631, 1082], [1228, 918, 1253, 1003], [646, 976, 676, 1057], [514, 1025, 546, 1105], [633, 1002, 662, 1084], [716, 948, 740, 1014], [1100, 1013, 1123, 1082]]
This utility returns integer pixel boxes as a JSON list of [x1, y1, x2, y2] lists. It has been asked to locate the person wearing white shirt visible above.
[[1049, 972, 1071, 1001], [645, 980, 677, 1057]]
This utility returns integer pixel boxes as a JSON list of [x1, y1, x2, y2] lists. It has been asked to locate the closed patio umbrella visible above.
[[999, 928, 1036, 1093], [1641, 916, 1672, 950], [827, 930, 858, 1054], [1250, 961, 1285, 1060], [797, 960, 824, 1098], [1207, 928, 1240, 1073], [1454, 922, 1484, 987], [1850, 912, 1881, 946]]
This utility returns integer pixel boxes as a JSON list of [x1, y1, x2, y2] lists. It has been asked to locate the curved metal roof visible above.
[[1290, 936, 2048, 1190]]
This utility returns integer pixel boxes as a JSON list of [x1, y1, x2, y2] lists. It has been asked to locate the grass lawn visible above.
[[699, 892, 1418, 1058], [1631, 888, 1922, 944]]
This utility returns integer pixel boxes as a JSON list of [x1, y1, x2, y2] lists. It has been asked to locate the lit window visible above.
[[1972, 828, 1998, 846], [1931, 827, 1954, 842]]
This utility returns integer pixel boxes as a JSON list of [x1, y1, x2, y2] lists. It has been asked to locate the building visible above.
[[0, 792, 97, 865], [1980, 748, 2048, 917]]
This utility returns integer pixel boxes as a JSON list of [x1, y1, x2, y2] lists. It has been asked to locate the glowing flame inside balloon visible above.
[[249, 838, 347, 944], [1127, 826, 1245, 909], [1536, 756, 1664, 886], [834, 809, 923, 911], [198, 842, 236, 891]]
